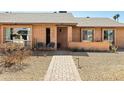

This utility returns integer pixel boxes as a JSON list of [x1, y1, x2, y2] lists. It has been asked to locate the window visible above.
[[5, 28, 11, 41], [4, 27, 31, 41], [82, 29, 93, 41], [15, 28, 31, 40], [104, 29, 114, 42], [4, 27, 32, 46]]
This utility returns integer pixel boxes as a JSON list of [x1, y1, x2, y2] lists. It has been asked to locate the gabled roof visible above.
[[76, 17, 124, 27], [0, 13, 77, 24]]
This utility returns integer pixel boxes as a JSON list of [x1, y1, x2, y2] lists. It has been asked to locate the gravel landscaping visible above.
[[1, 50, 124, 81], [73, 52, 124, 81], [0, 56, 52, 81]]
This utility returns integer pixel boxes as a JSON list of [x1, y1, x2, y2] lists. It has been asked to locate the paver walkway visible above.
[[44, 55, 81, 81]]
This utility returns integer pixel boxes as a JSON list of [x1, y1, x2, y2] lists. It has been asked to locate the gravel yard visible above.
[[0, 56, 52, 81], [1, 50, 124, 81], [73, 52, 124, 81]]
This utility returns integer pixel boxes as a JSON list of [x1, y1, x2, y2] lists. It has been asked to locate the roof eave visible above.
[[0, 22, 77, 25], [77, 25, 124, 28]]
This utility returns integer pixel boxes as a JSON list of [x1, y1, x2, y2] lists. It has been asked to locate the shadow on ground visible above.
[[33, 50, 89, 57], [117, 48, 124, 52]]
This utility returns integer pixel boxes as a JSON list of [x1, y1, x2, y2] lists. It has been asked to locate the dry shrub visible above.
[[0, 42, 32, 73]]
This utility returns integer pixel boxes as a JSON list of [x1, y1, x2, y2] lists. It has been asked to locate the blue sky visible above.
[[72, 11, 124, 23]]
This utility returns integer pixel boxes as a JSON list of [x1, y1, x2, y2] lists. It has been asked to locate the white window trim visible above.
[[102, 28, 115, 43], [81, 28, 95, 42], [4, 27, 32, 41], [2, 25, 33, 48]]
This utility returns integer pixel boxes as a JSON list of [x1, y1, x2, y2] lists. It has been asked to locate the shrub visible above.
[[0, 42, 32, 73], [70, 48, 79, 52], [111, 45, 118, 53], [69, 47, 109, 52], [109, 42, 118, 53]]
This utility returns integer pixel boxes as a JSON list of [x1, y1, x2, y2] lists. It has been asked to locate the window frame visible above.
[[4, 27, 32, 42], [81, 28, 94, 42], [103, 29, 115, 43]]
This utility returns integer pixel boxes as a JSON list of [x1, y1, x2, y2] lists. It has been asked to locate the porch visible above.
[[67, 27, 115, 51], [33, 25, 73, 50], [0, 24, 111, 51], [56, 26, 110, 51]]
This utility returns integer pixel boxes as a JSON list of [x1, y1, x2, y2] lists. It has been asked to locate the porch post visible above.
[[50, 26, 57, 50], [54, 26, 57, 49], [41, 25, 46, 44], [102, 29, 104, 41], [1, 26, 4, 44], [114, 29, 116, 46], [67, 26, 72, 47]]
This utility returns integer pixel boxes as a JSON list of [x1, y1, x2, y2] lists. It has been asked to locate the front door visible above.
[[46, 28, 50, 45], [57, 27, 68, 49]]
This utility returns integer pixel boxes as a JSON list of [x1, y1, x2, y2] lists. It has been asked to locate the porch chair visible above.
[[36, 42, 45, 50], [46, 42, 55, 50]]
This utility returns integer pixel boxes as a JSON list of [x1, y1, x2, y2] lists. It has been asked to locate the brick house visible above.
[[0, 12, 124, 51]]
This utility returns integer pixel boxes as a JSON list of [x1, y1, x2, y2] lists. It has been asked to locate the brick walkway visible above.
[[44, 56, 81, 81]]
